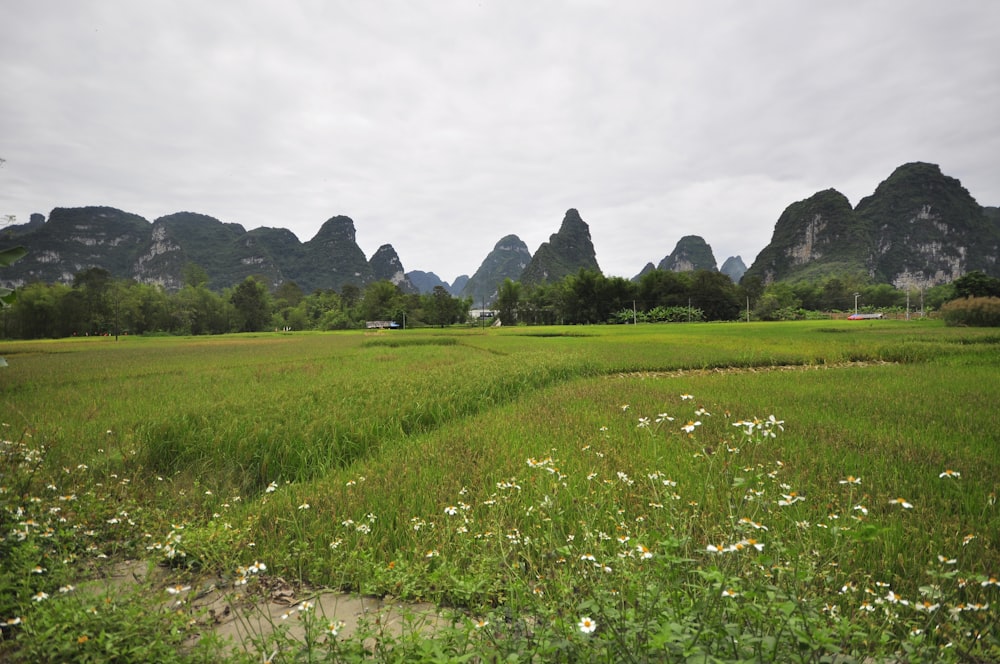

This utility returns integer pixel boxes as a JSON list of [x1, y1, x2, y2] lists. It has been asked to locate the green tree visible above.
[[952, 271, 1000, 299], [272, 281, 305, 330], [864, 283, 903, 309], [738, 274, 765, 309], [359, 281, 402, 323], [174, 284, 229, 334], [129, 282, 173, 334], [72, 267, 114, 334], [689, 270, 741, 320], [424, 285, 462, 327], [303, 289, 343, 326], [230, 276, 271, 332], [496, 279, 521, 326], [638, 269, 690, 310], [340, 283, 361, 311], [520, 283, 557, 325], [755, 282, 802, 321], [7, 282, 70, 338]]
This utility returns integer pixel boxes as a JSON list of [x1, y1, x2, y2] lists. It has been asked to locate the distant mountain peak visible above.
[[461, 235, 531, 303], [370, 244, 417, 294], [657, 235, 717, 272], [744, 163, 1000, 287], [720, 256, 747, 282], [519, 209, 600, 286]]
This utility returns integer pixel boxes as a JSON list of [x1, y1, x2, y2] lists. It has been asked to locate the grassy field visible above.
[[1, 320, 998, 662]]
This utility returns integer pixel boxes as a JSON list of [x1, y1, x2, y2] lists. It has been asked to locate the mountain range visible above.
[[2, 162, 997, 298]]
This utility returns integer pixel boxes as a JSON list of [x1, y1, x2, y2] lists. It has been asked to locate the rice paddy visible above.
[[1, 320, 998, 662]]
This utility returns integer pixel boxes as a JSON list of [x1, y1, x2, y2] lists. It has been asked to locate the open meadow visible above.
[[1, 320, 999, 662]]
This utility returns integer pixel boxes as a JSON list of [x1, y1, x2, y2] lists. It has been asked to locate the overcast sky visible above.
[[2, 1, 998, 283]]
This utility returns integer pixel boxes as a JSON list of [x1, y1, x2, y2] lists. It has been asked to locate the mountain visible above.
[[719, 256, 747, 282], [461, 234, 531, 304], [298, 215, 374, 292], [133, 212, 284, 291], [407, 270, 449, 294], [742, 188, 876, 285], [450, 274, 470, 296], [857, 162, 999, 287], [1, 207, 383, 293], [657, 235, 718, 272], [369, 244, 418, 294], [0, 212, 45, 239], [519, 209, 600, 287], [4, 206, 151, 286], [744, 163, 999, 287], [984, 206, 1000, 226], [407, 271, 467, 296], [632, 262, 657, 281], [5, 164, 997, 295]]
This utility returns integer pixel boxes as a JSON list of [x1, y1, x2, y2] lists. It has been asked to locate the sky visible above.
[[2, 1, 999, 283]]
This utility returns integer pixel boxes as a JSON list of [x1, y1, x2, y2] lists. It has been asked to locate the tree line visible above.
[[2, 263, 989, 340], [491, 268, 966, 326], [1, 265, 471, 339]]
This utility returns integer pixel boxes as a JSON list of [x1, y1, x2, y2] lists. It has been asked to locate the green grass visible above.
[[1, 320, 998, 661]]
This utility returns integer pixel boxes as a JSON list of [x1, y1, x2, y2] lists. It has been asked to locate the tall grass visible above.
[[1, 321, 998, 661]]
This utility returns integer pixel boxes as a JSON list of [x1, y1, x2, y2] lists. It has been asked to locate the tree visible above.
[[272, 281, 305, 330], [952, 271, 1000, 299], [273, 281, 304, 309], [495, 279, 521, 326], [340, 283, 361, 311], [72, 267, 114, 333], [230, 276, 271, 332], [739, 274, 765, 306], [425, 285, 460, 327], [689, 270, 741, 320], [520, 283, 557, 325], [755, 282, 801, 321], [638, 269, 690, 310], [358, 281, 401, 323], [175, 284, 229, 335]]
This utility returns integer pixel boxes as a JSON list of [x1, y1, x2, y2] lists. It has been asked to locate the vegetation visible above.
[[941, 296, 1000, 327], [0, 321, 998, 662], [0, 261, 970, 340], [0, 271, 472, 338]]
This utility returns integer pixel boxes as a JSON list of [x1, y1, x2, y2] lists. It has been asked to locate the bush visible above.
[[940, 296, 1000, 326]]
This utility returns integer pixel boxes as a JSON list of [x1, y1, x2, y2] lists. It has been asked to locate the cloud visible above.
[[2, 1, 998, 283]]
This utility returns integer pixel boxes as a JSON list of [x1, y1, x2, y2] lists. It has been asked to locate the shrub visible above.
[[940, 296, 1000, 327]]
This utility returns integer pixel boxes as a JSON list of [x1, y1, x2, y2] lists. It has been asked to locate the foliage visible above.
[[0, 246, 27, 308], [0, 246, 26, 365], [494, 278, 520, 326], [1, 323, 998, 661], [940, 296, 1000, 327], [230, 276, 271, 332], [952, 271, 1000, 299]]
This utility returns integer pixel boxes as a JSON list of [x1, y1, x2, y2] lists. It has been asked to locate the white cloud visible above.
[[2, 1, 998, 283]]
